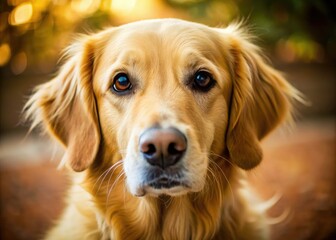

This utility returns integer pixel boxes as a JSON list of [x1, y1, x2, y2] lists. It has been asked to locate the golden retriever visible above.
[[25, 19, 300, 239]]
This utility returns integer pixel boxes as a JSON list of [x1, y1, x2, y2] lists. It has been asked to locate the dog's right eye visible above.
[[111, 73, 132, 93], [191, 70, 216, 92]]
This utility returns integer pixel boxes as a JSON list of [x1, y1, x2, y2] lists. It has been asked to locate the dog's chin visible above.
[[131, 181, 200, 197], [144, 185, 191, 197]]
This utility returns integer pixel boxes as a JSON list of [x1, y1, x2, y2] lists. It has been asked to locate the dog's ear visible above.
[[24, 36, 100, 172], [220, 26, 300, 170]]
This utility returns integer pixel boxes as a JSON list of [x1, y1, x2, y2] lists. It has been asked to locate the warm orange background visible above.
[[0, 1, 335, 239]]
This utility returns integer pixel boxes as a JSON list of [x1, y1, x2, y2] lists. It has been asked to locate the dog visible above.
[[25, 19, 300, 239]]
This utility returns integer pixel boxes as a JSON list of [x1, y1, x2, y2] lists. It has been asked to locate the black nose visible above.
[[139, 127, 187, 169]]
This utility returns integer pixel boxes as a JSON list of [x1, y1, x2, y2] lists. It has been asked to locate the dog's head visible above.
[[25, 19, 299, 197]]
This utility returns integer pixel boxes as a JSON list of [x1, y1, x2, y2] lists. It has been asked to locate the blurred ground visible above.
[[0, 118, 335, 240], [251, 119, 336, 240]]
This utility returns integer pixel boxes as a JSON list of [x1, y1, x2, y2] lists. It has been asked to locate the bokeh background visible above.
[[0, 0, 335, 239]]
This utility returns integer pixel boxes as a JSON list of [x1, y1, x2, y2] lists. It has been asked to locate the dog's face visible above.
[[94, 21, 230, 196], [26, 19, 296, 198]]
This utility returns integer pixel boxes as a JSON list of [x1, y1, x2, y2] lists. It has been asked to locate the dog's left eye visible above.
[[192, 71, 215, 92], [112, 73, 132, 93]]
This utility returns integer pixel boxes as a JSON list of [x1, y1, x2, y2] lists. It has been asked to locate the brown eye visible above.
[[112, 73, 132, 93], [193, 70, 215, 92]]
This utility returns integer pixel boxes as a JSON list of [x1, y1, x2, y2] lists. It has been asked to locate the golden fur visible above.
[[24, 19, 301, 239]]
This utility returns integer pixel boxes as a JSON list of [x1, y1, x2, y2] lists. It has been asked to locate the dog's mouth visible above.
[[133, 168, 192, 197], [148, 177, 186, 189], [145, 167, 189, 189]]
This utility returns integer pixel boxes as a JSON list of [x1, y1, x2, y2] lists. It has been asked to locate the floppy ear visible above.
[[221, 26, 300, 170], [24, 37, 100, 172]]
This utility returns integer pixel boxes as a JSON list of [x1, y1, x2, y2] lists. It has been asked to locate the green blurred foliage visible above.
[[168, 0, 335, 61]]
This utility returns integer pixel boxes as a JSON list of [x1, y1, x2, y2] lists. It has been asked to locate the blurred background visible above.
[[0, 0, 335, 239]]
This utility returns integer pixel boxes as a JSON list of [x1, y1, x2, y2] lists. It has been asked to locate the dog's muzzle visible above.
[[139, 127, 188, 190]]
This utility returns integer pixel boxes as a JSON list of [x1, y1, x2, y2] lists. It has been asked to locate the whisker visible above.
[[105, 162, 123, 196], [209, 152, 234, 167], [92, 160, 123, 196], [203, 167, 213, 196], [92, 166, 114, 193], [106, 171, 125, 204], [206, 163, 221, 197], [210, 159, 236, 206]]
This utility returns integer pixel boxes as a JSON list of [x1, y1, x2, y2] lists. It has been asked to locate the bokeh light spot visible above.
[[0, 43, 11, 66], [9, 2, 33, 25], [111, 0, 137, 14]]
